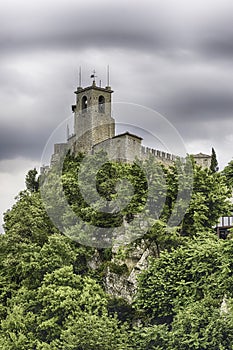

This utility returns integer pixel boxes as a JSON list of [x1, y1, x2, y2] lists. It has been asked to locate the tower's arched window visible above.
[[82, 96, 87, 112], [98, 95, 105, 113]]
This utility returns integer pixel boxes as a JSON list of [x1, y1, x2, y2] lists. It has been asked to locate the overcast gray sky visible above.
[[1, 0, 233, 230]]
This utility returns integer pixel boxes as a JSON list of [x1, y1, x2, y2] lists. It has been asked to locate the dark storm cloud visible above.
[[0, 128, 45, 160], [0, 0, 233, 164], [196, 12, 233, 60], [0, 2, 171, 54], [163, 88, 233, 121], [200, 37, 233, 61], [1, 0, 233, 63]]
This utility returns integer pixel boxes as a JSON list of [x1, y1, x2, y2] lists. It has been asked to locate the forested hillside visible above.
[[1, 153, 233, 349]]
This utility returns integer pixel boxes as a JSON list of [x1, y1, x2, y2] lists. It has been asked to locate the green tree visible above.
[[0, 265, 131, 349], [25, 168, 39, 192], [3, 190, 57, 245], [135, 236, 230, 322], [129, 325, 170, 350], [170, 297, 233, 349], [0, 305, 37, 349], [60, 313, 132, 350], [210, 147, 218, 172], [222, 159, 233, 189], [181, 163, 231, 235], [61, 151, 148, 229]]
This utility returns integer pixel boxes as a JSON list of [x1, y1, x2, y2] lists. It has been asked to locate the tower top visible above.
[[72, 70, 115, 154], [76, 67, 112, 92], [75, 82, 113, 95]]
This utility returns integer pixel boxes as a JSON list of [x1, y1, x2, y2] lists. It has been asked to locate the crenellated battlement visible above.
[[141, 145, 185, 164]]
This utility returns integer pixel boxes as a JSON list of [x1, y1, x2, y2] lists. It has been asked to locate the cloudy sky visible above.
[[1, 0, 233, 231]]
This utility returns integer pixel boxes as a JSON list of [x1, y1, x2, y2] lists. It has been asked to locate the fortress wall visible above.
[[141, 145, 181, 165], [84, 136, 186, 166], [92, 133, 142, 162], [53, 136, 186, 168]]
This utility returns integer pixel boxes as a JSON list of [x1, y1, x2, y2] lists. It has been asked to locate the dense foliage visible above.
[[0, 153, 233, 349], [222, 159, 233, 189]]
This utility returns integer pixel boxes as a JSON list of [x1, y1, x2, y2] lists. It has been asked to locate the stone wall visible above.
[[92, 133, 185, 166], [93, 132, 142, 162]]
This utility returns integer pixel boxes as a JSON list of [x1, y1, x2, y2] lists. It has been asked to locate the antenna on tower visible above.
[[107, 65, 110, 87], [79, 66, 82, 87], [66, 124, 70, 140]]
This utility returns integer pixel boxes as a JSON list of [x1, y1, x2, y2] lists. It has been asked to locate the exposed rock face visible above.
[[105, 269, 135, 303], [85, 239, 158, 303], [87, 249, 102, 270], [103, 240, 158, 303]]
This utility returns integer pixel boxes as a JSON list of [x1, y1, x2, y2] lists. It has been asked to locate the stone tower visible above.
[[71, 79, 115, 154]]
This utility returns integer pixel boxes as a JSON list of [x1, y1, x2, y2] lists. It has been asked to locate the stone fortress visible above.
[[50, 73, 212, 167]]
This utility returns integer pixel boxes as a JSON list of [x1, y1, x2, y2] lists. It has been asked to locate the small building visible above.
[[192, 153, 212, 168]]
